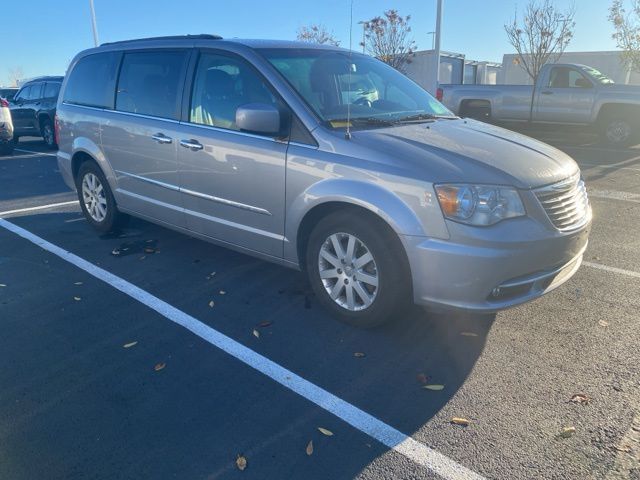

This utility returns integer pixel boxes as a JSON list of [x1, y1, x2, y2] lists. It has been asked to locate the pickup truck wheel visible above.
[[305, 212, 409, 328], [41, 119, 56, 149], [601, 117, 636, 147], [76, 161, 128, 233]]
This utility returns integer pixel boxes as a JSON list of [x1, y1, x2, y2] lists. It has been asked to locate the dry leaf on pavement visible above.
[[569, 393, 591, 405], [123, 341, 138, 348], [258, 321, 272, 328], [236, 454, 247, 470], [559, 426, 576, 438], [318, 427, 334, 436], [354, 352, 366, 358], [219, 290, 226, 295], [252, 329, 260, 338], [306, 440, 314, 456], [154, 363, 166, 371], [416, 373, 429, 384], [73, 296, 81, 301], [451, 417, 470, 426], [423, 384, 445, 391], [598, 320, 609, 327], [208, 300, 215, 308], [74, 282, 83, 285]]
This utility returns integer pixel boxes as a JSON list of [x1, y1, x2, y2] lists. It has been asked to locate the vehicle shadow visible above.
[[4, 211, 493, 478]]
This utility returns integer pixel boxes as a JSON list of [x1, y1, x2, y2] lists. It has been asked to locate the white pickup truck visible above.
[[437, 63, 640, 146]]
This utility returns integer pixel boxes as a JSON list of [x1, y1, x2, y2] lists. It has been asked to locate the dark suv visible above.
[[10, 76, 63, 148]]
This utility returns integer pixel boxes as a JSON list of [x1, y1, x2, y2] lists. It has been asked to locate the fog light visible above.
[[491, 287, 501, 297]]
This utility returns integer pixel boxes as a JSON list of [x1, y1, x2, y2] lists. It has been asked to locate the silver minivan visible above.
[[56, 35, 591, 327]]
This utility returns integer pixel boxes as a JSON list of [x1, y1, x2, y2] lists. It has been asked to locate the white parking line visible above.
[[0, 201, 79, 217], [583, 261, 640, 279], [0, 217, 484, 480], [589, 190, 640, 204], [14, 148, 57, 157]]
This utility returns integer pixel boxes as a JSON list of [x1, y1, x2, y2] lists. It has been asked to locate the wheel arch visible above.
[[70, 138, 117, 192]]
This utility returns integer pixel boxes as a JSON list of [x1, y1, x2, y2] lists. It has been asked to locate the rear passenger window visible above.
[[25, 84, 42, 100], [64, 52, 119, 108], [115, 51, 188, 120], [44, 82, 61, 99]]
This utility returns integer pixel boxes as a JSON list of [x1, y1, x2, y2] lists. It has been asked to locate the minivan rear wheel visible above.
[[305, 212, 409, 328], [76, 161, 128, 233]]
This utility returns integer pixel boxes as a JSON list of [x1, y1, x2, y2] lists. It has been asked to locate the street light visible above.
[[427, 31, 435, 50], [90, 0, 99, 47], [357, 21, 366, 54]]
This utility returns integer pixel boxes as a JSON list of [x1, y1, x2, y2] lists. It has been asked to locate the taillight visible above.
[[436, 88, 444, 102], [54, 113, 60, 145], [0, 98, 8, 108]]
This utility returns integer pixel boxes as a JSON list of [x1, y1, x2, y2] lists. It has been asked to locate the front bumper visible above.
[[405, 214, 591, 313]]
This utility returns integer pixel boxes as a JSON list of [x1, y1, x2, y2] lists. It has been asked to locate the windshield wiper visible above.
[[329, 117, 397, 127], [395, 113, 457, 123]]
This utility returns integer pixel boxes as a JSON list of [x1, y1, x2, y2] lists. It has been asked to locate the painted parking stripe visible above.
[[0, 217, 484, 480], [14, 148, 57, 157], [589, 190, 640, 204], [583, 261, 640, 279], [0, 201, 79, 217]]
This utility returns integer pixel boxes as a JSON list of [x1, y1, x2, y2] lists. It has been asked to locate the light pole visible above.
[[90, 0, 99, 47], [433, 0, 443, 93], [358, 21, 366, 53], [427, 31, 435, 50]]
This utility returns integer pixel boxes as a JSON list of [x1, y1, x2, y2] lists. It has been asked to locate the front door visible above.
[[176, 50, 288, 258], [534, 66, 595, 124], [11, 83, 41, 134], [101, 49, 190, 227]]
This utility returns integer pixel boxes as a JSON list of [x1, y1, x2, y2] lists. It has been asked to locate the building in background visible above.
[[500, 51, 640, 85]]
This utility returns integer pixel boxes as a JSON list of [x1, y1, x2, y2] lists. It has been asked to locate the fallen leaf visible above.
[[252, 329, 260, 338], [219, 290, 226, 295], [208, 300, 215, 308], [258, 321, 272, 328], [569, 393, 591, 405], [146, 239, 154, 243], [416, 373, 429, 384], [306, 440, 314, 456], [123, 341, 138, 348], [451, 417, 470, 426], [423, 384, 445, 391], [144, 247, 155, 254], [559, 426, 576, 438], [73, 296, 81, 301], [111, 248, 121, 256], [154, 362, 166, 371], [598, 320, 609, 327], [139, 255, 146, 260], [318, 427, 334, 436], [206, 272, 217, 280], [236, 454, 247, 471], [74, 282, 83, 286], [354, 352, 366, 358], [614, 445, 631, 453], [460, 332, 478, 337], [0, 283, 6, 287]]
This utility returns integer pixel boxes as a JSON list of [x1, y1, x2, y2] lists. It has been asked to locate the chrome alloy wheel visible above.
[[81, 172, 107, 222], [606, 120, 632, 144], [318, 232, 379, 311]]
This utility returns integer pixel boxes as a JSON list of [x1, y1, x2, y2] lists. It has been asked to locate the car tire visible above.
[[305, 211, 410, 328], [41, 118, 57, 149], [76, 160, 128, 233], [600, 114, 637, 147]]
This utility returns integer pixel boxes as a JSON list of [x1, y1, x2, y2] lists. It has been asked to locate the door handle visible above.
[[180, 139, 203, 151], [540, 90, 553, 95], [151, 133, 172, 144]]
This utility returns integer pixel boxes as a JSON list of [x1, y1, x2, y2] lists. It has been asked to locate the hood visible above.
[[348, 118, 579, 189]]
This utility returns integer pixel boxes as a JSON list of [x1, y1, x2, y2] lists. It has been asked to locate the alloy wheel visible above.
[[606, 120, 631, 144], [81, 172, 107, 222], [317, 232, 379, 311]]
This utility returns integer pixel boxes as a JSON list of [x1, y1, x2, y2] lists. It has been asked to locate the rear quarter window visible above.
[[63, 52, 120, 108]]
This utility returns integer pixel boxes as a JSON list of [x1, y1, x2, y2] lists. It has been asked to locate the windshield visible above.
[[582, 66, 615, 85], [258, 48, 454, 128]]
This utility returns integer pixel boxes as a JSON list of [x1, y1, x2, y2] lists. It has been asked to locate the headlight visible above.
[[434, 184, 525, 226]]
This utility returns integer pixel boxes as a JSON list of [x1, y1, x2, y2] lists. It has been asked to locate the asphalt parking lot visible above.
[[1, 132, 639, 480]]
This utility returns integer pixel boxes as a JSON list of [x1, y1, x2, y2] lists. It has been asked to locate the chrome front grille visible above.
[[534, 173, 590, 231]]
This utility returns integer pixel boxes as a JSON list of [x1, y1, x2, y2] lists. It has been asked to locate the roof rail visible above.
[[101, 34, 223, 46]]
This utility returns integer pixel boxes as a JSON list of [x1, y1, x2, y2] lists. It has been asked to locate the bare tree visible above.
[[504, 0, 575, 83], [610, 0, 640, 71], [7, 67, 24, 87], [361, 10, 416, 72], [297, 24, 341, 46]]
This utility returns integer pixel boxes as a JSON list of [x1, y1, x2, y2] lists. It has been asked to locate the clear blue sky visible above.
[[4, 0, 616, 85]]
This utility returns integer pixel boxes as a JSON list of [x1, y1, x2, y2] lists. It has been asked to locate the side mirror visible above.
[[236, 103, 281, 135]]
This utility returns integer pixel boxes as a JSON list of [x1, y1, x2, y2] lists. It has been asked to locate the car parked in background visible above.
[[56, 36, 591, 327], [0, 87, 19, 101], [0, 97, 14, 155], [438, 63, 640, 146], [10, 76, 63, 148]]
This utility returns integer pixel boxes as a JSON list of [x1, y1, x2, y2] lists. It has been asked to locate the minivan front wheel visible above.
[[76, 161, 128, 233], [305, 212, 408, 327]]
